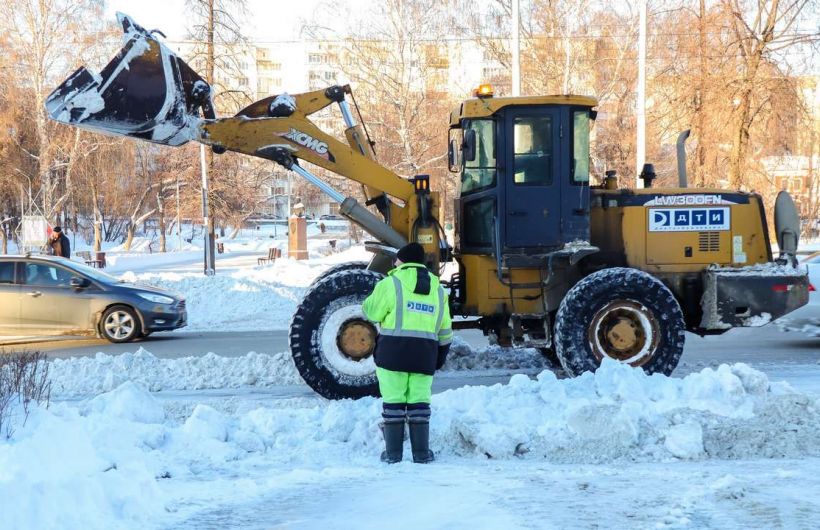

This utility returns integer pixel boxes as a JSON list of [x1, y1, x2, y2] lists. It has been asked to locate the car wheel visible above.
[[101, 305, 142, 343]]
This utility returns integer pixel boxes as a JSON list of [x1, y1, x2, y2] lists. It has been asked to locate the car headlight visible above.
[[137, 292, 175, 304]]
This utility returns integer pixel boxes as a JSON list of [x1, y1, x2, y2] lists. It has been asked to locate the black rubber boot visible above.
[[407, 404, 434, 464], [380, 404, 406, 464], [380, 422, 404, 463]]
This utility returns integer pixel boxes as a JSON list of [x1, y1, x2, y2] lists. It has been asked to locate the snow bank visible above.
[[4, 361, 820, 529], [121, 246, 372, 331], [48, 349, 303, 397], [47, 339, 547, 398]]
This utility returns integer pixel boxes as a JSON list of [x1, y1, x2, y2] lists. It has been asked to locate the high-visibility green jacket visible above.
[[362, 263, 453, 375]]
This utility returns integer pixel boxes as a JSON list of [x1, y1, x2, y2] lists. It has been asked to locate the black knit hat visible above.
[[53, 226, 62, 233], [396, 242, 425, 264]]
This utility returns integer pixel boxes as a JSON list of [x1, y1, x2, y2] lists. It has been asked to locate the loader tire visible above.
[[309, 261, 368, 288], [554, 267, 685, 377], [537, 347, 561, 368], [290, 269, 384, 400]]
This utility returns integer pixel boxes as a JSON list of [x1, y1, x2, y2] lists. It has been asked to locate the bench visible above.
[[258, 247, 282, 265], [77, 250, 105, 268]]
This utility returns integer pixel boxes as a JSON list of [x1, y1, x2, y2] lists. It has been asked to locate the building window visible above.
[[309, 53, 323, 64]]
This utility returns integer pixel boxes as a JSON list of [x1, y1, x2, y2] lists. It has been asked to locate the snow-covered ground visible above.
[[113, 245, 371, 331], [3, 239, 818, 528], [3, 358, 819, 529]]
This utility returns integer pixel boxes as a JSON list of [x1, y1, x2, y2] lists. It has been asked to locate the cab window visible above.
[[0, 262, 15, 284], [463, 197, 495, 248], [573, 110, 590, 184], [24, 262, 74, 287], [513, 116, 553, 185], [461, 119, 496, 194]]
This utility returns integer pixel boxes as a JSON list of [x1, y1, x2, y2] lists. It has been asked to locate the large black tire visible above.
[[537, 347, 561, 368], [554, 267, 685, 377], [100, 305, 142, 343], [290, 269, 384, 399], [309, 261, 368, 289]]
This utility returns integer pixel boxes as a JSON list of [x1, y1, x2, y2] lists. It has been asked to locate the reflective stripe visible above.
[[380, 328, 439, 341], [435, 286, 445, 332], [391, 276, 403, 330]]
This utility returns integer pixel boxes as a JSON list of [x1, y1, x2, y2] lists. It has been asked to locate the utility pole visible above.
[[176, 175, 182, 252], [636, 0, 647, 188], [511, 0, 521, 97], [200, 144, 215, 275]]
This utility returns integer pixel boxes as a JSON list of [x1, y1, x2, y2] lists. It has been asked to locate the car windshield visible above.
[[62, 259, 123, 284]]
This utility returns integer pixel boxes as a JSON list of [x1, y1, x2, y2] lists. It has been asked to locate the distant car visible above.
[[778, 252, 819, 336], [0, 255, 186, 342], [319, 214, 343, 221]]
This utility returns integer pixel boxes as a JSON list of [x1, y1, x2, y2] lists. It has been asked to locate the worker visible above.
[[362, 242, 453, 464]]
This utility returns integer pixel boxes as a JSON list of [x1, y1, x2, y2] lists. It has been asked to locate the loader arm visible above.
[[200, 85, 414, 223], [45, 13, 446, 267]]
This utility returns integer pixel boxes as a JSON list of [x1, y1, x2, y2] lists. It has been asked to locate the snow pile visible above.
[[442, 335, 548, 372], [48, 349, 302, 397], [0, 396, 166, 530], [120, 246, 372, 331], [432, 360, 818, 462], [46, 339, 550, 398], [3, 361, 820, 529]]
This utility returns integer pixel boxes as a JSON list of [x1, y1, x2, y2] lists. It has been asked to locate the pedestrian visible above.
[[362, 242, 452, 464], [49, 226, 71, 259]]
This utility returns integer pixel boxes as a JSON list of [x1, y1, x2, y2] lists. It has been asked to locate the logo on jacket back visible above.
[[407, 301, 435, 314]]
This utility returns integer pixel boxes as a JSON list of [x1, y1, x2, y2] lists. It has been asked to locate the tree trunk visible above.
[[92, 182, 103, 252], [693, 0, 707, 187], [157, 187, 167, 252], [0, 225, 7, 254], [727, 82, 755, 190], [124, 223, 136, 251]]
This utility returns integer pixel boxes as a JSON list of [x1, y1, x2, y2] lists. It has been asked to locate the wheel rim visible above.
[[318, 299, 377, 377], [104, 310, 135, 340], [336, 319, 377, 360], [588, 299, 660, 366]]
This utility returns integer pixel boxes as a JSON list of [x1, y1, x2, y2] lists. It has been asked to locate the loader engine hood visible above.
[[45, 13, 213, 145]]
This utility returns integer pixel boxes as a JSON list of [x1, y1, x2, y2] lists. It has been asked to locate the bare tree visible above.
[[722, 0, 818, 189]]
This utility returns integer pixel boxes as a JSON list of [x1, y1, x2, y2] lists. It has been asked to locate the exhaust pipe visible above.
[[676, 129, 690, 188], [45, 13, 213, 145]]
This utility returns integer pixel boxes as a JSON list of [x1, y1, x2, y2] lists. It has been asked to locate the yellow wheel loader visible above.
[[47, 14, 810, 399]]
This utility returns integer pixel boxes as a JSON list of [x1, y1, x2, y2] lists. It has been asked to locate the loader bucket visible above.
[[45, 13, 213, 146]]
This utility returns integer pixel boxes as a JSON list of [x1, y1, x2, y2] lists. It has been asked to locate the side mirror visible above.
[[462, 129, 476, 163], [70, 277, 90, 289], [448, 138, 460, 172]]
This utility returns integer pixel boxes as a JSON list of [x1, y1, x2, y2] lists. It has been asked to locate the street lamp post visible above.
[[200, 145, 215, 276]]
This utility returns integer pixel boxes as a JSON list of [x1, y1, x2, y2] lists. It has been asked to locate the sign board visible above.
[[648, 207, 730, 232], [21, 215, 49, 247]]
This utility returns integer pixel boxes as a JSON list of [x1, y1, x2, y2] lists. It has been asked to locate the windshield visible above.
[[63, 259, 123, 284], [461, 119, 496, 194]]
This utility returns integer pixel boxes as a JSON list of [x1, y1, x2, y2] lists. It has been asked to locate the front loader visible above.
[[47, 14, 810, 399]]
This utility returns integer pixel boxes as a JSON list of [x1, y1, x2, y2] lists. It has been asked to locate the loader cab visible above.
[[449, 90, 596, 258]]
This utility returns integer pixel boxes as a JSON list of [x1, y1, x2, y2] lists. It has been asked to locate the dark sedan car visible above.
[[0, 255, 186, 342]]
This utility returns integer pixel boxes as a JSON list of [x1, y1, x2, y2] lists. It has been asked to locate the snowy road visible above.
[[26, 325, 820, 393]]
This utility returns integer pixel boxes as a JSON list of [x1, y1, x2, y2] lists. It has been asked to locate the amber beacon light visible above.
[[473, 83, 494, 98]]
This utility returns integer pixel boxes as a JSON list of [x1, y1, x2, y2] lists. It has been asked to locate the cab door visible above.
[[0, 260, 21, 335], [504, 107, 564, 249]]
